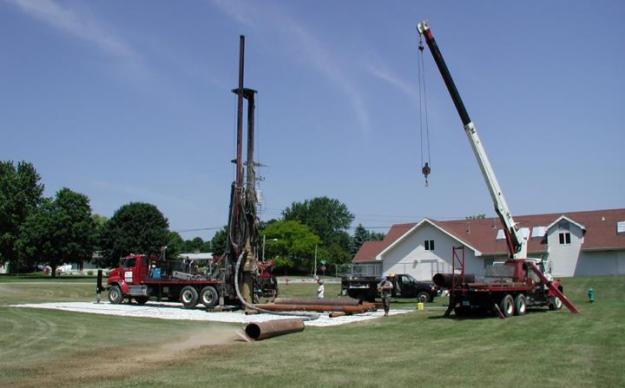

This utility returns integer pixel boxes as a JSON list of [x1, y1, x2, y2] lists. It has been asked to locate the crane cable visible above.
[[417, 34, 432, 186]]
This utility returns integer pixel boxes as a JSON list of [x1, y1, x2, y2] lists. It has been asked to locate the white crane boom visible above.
[[417, 21, 527, 259]]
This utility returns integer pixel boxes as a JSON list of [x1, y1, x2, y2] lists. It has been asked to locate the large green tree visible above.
[[166, 231, 185, 259], [0, 161, 44, 272], [282, 197, 354, 269], [17, 188, 95, 277], [91, 214, 108, 253], [282, 197, 354, 244], [99, 202, 169, 267], [263, 220, 321, 272], [210, 226, 228, 257], [183, 237, 206, 253], [351, 224, 385, 255]]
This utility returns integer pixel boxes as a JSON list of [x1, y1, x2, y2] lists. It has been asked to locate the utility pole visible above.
[[313, 243, 318, 278], [262, 234, 266, 262]]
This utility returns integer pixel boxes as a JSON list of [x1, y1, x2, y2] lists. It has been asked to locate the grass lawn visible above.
[[0, 276, 624, 387]]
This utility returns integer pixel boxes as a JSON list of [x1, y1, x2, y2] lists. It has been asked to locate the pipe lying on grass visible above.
[[254, 303, 376, 314], [273, 297, 361, 306], [244, 319, 305, 340]]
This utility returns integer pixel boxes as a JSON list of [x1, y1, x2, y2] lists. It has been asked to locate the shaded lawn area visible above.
[[0, 276, 623, 387], [0, 274, 98, 283]]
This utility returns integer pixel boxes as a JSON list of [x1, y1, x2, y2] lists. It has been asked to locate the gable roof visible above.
[[353, 223, 413, 263], [546, 215, 586, 233], [352, 208, 625, 262], [377, 218, 483, 259]]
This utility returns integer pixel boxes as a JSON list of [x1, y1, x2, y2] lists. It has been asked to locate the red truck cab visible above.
[[107, 254, 223, 308]]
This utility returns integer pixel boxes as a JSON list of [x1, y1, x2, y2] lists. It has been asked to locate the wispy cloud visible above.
[[6, 0, 139, 62], [210, 0, 257, 28], [209, 0, 370, 131], [366, 63, 418, 101]]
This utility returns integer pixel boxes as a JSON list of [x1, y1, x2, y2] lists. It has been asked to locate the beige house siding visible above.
[[381, 223, 482, 281]]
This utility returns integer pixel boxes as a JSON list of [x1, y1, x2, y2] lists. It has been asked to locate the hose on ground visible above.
[[234, 251, 319, 321]]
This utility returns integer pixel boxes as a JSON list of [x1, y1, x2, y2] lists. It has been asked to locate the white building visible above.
[[353, 209, 625, 280]]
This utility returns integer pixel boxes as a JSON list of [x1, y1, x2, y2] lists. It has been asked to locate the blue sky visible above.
[[1, 0, 623, 240]]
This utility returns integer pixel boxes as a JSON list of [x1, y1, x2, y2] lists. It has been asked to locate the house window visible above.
[[559, 232, 571, 245], [425, 240, 435, 251]]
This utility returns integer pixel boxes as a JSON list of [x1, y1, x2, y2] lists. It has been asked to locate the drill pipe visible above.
[[433, 273, 476, 289], [254, 303, 376, 314], [273, 297, 361, 306], [244, 319, 305, 340]]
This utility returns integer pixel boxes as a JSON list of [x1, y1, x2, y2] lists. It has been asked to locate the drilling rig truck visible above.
[[105, 35, 276, 310]]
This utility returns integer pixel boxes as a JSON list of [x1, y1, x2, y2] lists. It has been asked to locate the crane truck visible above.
[[417, 21, 578, 317]]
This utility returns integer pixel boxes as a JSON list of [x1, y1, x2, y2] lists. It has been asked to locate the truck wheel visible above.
[[549, 296, 563, 310], [499, 294, 515, 317], [108, 285, 124, 304], [199, 286, 218, 308], [134, 296, 149, 305], [514, 294, 527, 316], [180, 286, 199, 309], [417, 291, 431, 303]]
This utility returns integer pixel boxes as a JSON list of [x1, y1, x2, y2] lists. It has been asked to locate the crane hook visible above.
[[422, 162, 431, 187]]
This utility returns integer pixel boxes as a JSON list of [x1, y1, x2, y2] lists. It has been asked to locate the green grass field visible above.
[[1, 276, 624, 387]]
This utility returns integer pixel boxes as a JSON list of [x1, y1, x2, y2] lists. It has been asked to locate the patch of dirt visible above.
[[11, 326, 246, 388]]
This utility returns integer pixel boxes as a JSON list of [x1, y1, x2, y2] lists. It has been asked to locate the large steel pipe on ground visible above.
[[244, 319, 305, 340], [274, 297, 361, 306], [433, 273, 475, 289], [255, 303, 376, 314]]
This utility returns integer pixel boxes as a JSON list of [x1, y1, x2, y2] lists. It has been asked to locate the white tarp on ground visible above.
[[12, 301, 411, 327]]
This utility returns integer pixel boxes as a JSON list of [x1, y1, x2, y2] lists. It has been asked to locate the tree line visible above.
[[0, 161, 384, 276]]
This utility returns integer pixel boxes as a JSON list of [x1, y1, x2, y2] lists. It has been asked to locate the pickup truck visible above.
[[341, 273, 438, 303]]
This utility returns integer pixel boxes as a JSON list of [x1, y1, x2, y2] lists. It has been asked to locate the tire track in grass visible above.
[[0, 308, 59, 361], [0, 311, 21, 347], [48, 313, 88, 353]]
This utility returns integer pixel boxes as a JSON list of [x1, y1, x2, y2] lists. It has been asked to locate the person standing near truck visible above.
[[378, 274, 394, 317]]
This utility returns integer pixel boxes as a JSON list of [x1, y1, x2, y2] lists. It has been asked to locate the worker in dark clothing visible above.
[[378, 274, 395, 317]]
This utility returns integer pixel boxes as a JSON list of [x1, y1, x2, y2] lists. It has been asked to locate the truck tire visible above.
[[108, 285, 123, 304], [199, 286, 219, 308], [499, 294, 515, 317], [514, 294, 527, 316], [549, 296, 562, 311], [417, 291, 431, 303], [180, 286, 199, 309]]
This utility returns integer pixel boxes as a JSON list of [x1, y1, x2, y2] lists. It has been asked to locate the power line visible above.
[[175, 226, 224, 233]]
